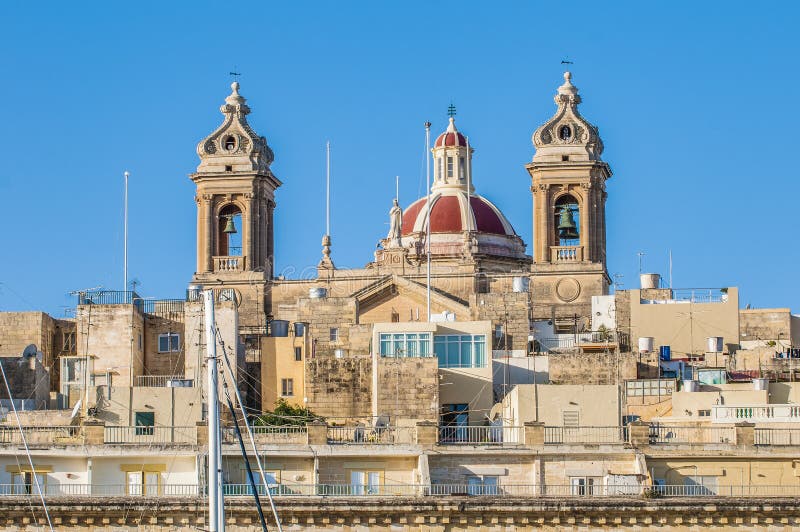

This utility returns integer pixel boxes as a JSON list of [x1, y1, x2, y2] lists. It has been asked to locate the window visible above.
[[698, 409, 711, 417], [135, 411, 155, 436], [11, 471, 47, 495], [494, 324, 504, 339], [281, 378, 294, 397], [225, 165, 233, 172], [446, 156, 454, 178], [350, 470, 382, 495], [459, 157, 465, 179], [434, 335, 486, 368], [440, 404, 469, 442], [570, 476, 600, 496], [562, 155, 569, 162], [329, 328, 339, 341], [126, 470, 161, 496], [294, 347, 302, 361], [467, 475, 499, 495], [625, 379, 675, 397], [223, 135, 236, 151], [378, 333, 432, 357], [158, 333, 180, 353], [438, 157, 443, 180]]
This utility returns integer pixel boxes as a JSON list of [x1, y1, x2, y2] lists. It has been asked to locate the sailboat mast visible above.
[[204, 289, 224, 531]]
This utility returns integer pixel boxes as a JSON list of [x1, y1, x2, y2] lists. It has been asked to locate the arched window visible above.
[[218, 204, 243, 256], [223, 136, 236, 151], [554, 194, 580, 245]]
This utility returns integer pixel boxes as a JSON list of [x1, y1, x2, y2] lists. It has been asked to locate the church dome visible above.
[[434, 126, 468, 148], [401, 191, 515, 236], [377, 113, 528, 264]]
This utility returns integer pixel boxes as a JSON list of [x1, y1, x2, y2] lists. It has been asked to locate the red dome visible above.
[[401, 192, 514, 236], [434, 131, 468, 148]]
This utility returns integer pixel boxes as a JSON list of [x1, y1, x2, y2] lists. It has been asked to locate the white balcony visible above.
[[550, 245, 583, 262], [712, 404, 800, 424], [213, 255, 245, 272]]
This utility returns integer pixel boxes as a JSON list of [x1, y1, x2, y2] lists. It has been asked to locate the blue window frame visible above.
[[378, 333, 432, 357], [434, 335, 486, 368]]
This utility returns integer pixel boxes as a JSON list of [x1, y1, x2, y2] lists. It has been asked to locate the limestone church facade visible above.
[[187, 73, 613, 408]]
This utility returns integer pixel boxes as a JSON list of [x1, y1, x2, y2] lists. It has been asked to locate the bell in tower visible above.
[[526, 72, 613, 321], [556, 205, 579, 241]]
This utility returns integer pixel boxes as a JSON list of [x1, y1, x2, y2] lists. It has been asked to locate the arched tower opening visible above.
[[218, 204, 243, 257], [554, 194, 580, 246]]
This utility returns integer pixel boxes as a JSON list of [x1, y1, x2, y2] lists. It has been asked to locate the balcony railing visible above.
[[754, 428, 800, 446], [327, 426, 415, 444], [103, 426, 196, 445], [134, 375, 191, 387], [535, 331, 620, 352], [712, 405, 800, 424], [3, 483, 800, 498], [438, 425, 523, 445], [76, 290, 140, 306], [544, 426, 626, 444], [0, 426, 82, 445], [550, 245, 583, 262], [214, 255, 245, 272], [648, 424, 736, 444], [223, 425, 308, 445]]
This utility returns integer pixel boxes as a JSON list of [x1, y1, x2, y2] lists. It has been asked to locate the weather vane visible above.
[[561, 59, 574, 65], [447, 103, 457, 118], [229, 69, 242, 81]]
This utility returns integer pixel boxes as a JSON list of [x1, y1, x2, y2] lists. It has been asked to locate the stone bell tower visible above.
[[526, 72, 612, 324], [190, 82, 281, 326]]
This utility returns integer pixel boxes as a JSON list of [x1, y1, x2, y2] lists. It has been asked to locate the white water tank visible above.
[[706, 336, 723, 353], [512, 276, 529, 293], [682, 380, 699, 392], [638, 337, 655, 353], [309, 287, 327, 299], [640, 273, 661, 289]]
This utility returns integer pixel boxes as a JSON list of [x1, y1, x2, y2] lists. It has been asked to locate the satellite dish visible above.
[[22, 344, 38, 359], [70, 399, 82, 419]]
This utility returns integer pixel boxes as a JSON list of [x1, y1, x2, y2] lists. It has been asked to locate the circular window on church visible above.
[[558, 125, 572, 141], [223, 135, 237, 151]]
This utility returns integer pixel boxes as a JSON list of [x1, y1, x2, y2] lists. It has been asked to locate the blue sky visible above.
[[0, 2, 798, 316]]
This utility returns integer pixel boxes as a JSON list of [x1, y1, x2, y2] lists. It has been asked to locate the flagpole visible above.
[[425, 122, 431, 321], [326, 142, 331, 237], [123, 171, 129, 292]]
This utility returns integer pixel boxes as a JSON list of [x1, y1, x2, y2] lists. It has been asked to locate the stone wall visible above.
[[143, 315, 185, 377], [374, 357, 438, 422], [305, 356, 372, 420], [548, 351, 637, 385], [75, 304, 144, 387], [428, 454, 534, 484], [0, 357, 50, 408], [740, 308, 792, 344], [470, 292, 529, 353], [297, 297, 358, 358], [0, 311, 62, 390], [1, 496, 797, 530]]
